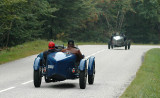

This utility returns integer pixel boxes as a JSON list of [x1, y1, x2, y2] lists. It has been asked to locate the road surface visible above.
[[0, 45, 159, 98]]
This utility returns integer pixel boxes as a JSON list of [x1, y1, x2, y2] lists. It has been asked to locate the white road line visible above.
[[0, 80, 33, 93], [85, 49, 106, 59], [21, 80, 33, 85], [0, 87, 15, 93]]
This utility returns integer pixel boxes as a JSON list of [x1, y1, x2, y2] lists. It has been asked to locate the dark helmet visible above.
[[48, 41, 55, 49]]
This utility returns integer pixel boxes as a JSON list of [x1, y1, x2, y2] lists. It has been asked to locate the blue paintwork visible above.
[[33, 52, 43, 70], [37, 52, 43, 58], [88, 56, 95, 75], [33, 57, 41, 70], [79, 59, 87, 71], [46, 52, 77, 80]]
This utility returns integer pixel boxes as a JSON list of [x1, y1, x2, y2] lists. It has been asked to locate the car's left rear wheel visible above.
[[34, 68, 42, 87], [125, 44, 127, 50]]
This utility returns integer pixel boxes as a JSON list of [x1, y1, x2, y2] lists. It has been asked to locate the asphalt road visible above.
[[0, 45, 159, 98]]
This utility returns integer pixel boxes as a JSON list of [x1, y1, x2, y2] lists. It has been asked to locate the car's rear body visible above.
[[46, 52, 78, 81], [33, 46, 96, 89], [112, 36, 125, 47]]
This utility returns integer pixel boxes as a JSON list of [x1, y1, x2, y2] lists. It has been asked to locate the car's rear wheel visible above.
[[88, 64, 95, 84], [125, 44, 127, 50], [108, 43, 110, 49], [34, 68, 42, 87], [111, 45, 113, 49], [79, 70, 87, 89], [128, 43, 130, 50]]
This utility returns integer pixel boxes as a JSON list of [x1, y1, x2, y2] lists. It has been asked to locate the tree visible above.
[[47, 0, 96, 41], [0, 0, 56, 48], [125, 0, 160, 43]]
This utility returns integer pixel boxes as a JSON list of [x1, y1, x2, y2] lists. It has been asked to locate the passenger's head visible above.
[[68, 40, 74, 48], [48, 41, 55, 49]]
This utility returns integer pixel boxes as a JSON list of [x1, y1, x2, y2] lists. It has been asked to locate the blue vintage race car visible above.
[[33, 46, 95, 89]]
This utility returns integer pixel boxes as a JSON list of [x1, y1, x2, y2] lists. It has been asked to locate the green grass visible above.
[[0, 40, 106, 64], [0, 40, 63, 64], [120, 48, 160, 98]]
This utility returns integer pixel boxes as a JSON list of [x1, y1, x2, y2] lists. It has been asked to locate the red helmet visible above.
[[48, 41, 55, 49]]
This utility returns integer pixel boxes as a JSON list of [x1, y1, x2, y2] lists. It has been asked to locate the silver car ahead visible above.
[[108, 35, 131, 50]]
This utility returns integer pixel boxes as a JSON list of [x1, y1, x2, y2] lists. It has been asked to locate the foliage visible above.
[[0, 0, 160, 48], [0, 0, 56, 48], [125, 0, 160, 43], [47, 0, 96, 41]]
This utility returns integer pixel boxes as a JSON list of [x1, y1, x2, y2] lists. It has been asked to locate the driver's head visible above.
[[48, 41, 55, 49], [68, 40, 74, 48]]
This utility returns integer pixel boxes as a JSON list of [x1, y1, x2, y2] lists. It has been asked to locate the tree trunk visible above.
[[6, 22, 12, 47], [105, 14, 112, 32], [116, 11, 120, 30], [119, 12, 125, 31]]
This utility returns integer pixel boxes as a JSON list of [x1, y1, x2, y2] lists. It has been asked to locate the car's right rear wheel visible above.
[[128, 43, 130, 50], [111, 45, 113, 49], [88, 64, 95, 84]]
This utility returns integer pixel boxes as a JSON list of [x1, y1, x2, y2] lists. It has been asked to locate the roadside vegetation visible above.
[[0, 40, 49, 64], [121, 48, 160, 98], [0, 0, 160, 50], [0, 40, 105, 64]]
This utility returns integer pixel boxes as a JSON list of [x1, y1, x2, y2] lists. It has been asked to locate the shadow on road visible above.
[[111, 49, 125, 50], [50, 83, 76, 89]]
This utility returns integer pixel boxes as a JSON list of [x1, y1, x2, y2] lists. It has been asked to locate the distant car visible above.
[[33, 45, 95, 89], [108, 35, 131, 50]]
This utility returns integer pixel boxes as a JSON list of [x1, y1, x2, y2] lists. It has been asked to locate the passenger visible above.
[[61, 40, 83, 62], [42, 41, 57, 65]]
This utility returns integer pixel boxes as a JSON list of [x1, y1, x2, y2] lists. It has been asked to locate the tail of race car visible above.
[[33, 52, 96, 89], [46, 52, 77, 81]]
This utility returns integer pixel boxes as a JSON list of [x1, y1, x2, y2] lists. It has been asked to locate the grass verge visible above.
[[120, 48, 160, 98], [0, 40, 106, 64], [0, 40, 63, 64]]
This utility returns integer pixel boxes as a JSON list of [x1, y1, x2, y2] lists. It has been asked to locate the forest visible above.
[[0, 0, 160, 48]]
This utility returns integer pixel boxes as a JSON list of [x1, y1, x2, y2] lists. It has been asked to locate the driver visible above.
[[61, 40, 83, 62], [42, 41, 57, 65]]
